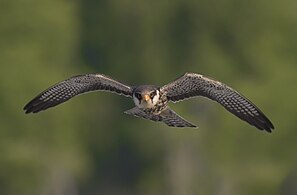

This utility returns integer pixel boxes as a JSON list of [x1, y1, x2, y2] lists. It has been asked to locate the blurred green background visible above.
[[1, 0, 297, 194]]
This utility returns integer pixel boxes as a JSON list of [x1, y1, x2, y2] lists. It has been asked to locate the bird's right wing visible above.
[[24, 74, 132, 113]]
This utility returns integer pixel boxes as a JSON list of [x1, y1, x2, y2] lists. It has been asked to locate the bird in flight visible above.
[[24, 73, 274, 132]]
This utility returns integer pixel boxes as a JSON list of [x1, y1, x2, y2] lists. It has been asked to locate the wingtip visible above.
[[23, 104, 31, 114], [255, 120, 274, 133], [23, 100, 44, 114], [264, 123, 274, 133], [24, 109, 30, 114], [261, 116, 275, 133], [24, 106, 34, 114]]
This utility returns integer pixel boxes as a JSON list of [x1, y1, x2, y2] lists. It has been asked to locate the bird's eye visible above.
[[150, 91, 156, 99], [135, 93, 142, 100]]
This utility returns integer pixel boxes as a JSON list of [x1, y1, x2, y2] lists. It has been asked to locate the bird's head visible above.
[[133, 85, 160, 109]]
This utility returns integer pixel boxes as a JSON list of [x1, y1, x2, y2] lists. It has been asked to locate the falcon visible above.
[[24, 73, 274, 132]]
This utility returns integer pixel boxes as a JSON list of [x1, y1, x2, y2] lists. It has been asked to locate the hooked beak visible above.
[[143, 94, 150, 102]]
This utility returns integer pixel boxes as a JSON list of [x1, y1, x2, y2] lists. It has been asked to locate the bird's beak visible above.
[[143, 94, 150, 102]]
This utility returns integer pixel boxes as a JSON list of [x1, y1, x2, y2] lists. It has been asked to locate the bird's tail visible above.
[[124, 107, 197, 128]]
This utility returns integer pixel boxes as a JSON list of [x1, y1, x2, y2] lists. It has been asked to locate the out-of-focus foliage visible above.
[[0, 0, 296, 194]]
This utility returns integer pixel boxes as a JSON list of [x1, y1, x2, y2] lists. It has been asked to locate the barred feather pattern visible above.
[[24, 74, 132, 113], [161, 73, 274, 132], [159, 108, 196, 128], [124, 107, 196, 128]]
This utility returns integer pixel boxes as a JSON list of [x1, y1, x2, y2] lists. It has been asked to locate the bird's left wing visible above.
[[160, 72, 274, 132], [24, 74, 132, 113]]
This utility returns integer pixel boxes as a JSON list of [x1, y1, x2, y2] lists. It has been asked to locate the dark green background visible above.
[[1, 0, 296, 194]]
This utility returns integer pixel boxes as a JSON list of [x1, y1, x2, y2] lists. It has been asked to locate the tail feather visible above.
[[124, 107, 197, 128], [160, 108, 197, 128]]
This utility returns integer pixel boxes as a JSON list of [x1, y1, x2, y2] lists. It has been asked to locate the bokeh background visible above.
[[1, 0, 297, 194]]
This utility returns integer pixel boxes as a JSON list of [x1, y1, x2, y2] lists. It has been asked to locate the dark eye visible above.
[[135, 93, 142, 100], [150, 91, 156, 99]]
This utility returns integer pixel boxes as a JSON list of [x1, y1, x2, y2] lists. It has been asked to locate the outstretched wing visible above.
[[124, 107, 197, 128], [160, 72, 274, 132], [24, 74, 132, 113]]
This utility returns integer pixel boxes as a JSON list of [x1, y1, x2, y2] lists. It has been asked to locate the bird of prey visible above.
[[24, 73, 274, 132]]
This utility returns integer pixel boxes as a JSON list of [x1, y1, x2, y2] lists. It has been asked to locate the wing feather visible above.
[[161, 73, 274, 132], [24, 74, 132, 113]]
